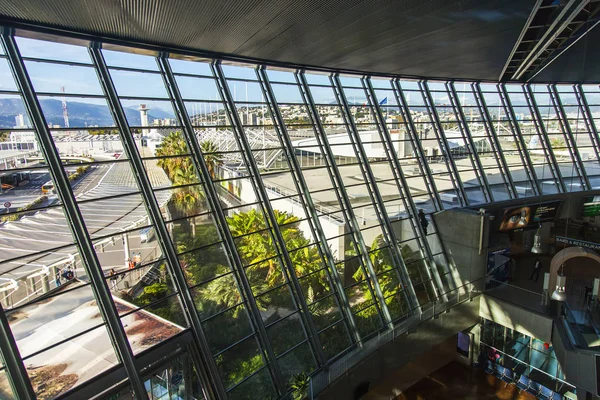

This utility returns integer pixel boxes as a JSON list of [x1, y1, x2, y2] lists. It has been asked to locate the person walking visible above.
[[418, 209, 429, 236], [529, 258, 542, 282]]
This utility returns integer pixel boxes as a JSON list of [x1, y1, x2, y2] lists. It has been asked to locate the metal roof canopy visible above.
[[0, 0, 534, 81], [0, 0, 598, 83]]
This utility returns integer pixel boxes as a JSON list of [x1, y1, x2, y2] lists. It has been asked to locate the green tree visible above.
[[156, 131, 188, 179], [550, 137, 565, 149], [192, 209, 324, 312], [172, 162, 204, 235], [155, 132, 210, 235], [200, 140, 224, 179], [351, 235, 408, 321]]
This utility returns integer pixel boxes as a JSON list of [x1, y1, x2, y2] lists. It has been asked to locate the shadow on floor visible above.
[[395, 361, 536, 400]]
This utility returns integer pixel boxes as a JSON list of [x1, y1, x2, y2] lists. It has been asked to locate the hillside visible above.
[[0, 97, 172, 129]]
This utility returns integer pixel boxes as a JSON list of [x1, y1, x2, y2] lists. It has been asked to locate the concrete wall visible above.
[[479, 294, 554, 343], [433, 209, 489, 289], [552, 321, 598, 396], [316, 298, 481, 400]]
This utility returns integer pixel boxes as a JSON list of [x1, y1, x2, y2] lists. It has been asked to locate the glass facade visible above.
[[0, 29, 598, 400], [480, 318, 575, 395]]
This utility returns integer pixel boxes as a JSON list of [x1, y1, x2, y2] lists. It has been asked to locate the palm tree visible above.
[[173, 163, 205, 237], [550, 137, 566, 149], [226, 209, 324, 301], [156, 131, 188, 180], [200, 140, 223, 179]]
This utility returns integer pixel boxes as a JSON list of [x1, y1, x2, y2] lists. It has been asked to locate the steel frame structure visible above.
[[522, 84, 567, 193], [331, 73, 420, 315], [472, 82, 518, 200], [498, 83, 542, 196], [364, 77, 450, 299], [0, 27, 598, 400], [256, 67, 361, 347], [419, 80, 468, 207], [548, 83, 591, 190]]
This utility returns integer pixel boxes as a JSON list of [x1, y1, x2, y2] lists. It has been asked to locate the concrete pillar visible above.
[[41, 274, 50, 293], [122, 233, 130, 269], [1, 291, 11, 308], [52, 266, 59, 288]]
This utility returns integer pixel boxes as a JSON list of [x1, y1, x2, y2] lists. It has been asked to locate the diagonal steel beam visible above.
[[256, 66, 361, 347], [212, 61, 327, 369], [0, 303, 35, 400], [2, 31, 148, 399], [90, 44, 225, 399]]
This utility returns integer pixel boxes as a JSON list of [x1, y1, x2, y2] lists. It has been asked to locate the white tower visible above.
[[138, 104, 150, 135], [14, 114, 25, 128], [61, 86, 70, 128]]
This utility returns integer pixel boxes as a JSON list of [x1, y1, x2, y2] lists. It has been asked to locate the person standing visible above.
[[418, 209, 429, 236], [109, 268, 118, 290], [55, 271, 61, 287], [529, 258, 542, 282]]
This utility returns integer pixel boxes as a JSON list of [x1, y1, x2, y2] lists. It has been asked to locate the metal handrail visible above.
[[309, 276, 484, 398]]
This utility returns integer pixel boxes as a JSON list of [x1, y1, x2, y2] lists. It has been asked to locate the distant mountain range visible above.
[[1, 96, 597, 129], [0, 98, 172, 129]]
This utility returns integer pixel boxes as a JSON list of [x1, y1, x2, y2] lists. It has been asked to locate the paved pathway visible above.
[[0, 156, 171, 307]]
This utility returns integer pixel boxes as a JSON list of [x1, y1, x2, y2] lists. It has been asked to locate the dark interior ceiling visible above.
[[532, 23, 600, 82], [0, 0, 597, 82]]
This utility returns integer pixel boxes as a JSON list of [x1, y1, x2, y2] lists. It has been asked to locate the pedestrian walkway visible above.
[[0, 158, 171, 286]]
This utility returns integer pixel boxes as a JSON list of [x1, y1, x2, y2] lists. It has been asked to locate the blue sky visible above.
[[0, 36, 346, 112], [2, 35, 596, 117], [0, 36, 487, 112]]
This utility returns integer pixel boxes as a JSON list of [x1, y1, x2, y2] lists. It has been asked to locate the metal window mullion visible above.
[[212, 61, 327, 369], [472, 83, 517, 199], [156, 56, 281, 398], [1, 33, 149, 400], [575, 84, 600, 163], [549, 84, 591, 190], [364, 77, 445, 294], [447, 82, 493, 203], [392, 79, 443, 210], [420, 81, 469, 207], [257, 67, 361, 347], [250, 66, 342, 367], [365, 77, 450, 296], [162, 64, 288, 399], [296, 71, 384, 324], [332, 73, 420, 313], [523, 84, 566, 192], [89, 46, 224, 400], [297, 71, 392, 328], [497, 83, 541, 195], [0, 303, 35, 400]]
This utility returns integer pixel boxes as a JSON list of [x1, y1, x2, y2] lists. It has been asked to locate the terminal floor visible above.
[[395, 361, 536, 400]]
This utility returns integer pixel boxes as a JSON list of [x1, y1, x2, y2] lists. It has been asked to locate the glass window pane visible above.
[[216, 336, 264, 389], [0, 368, 16, 399], [16, 37, 92, 64], [23, 324, 118, 399]]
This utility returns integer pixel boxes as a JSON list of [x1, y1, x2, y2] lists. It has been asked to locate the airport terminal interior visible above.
[[0, 0, 600, 399]]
